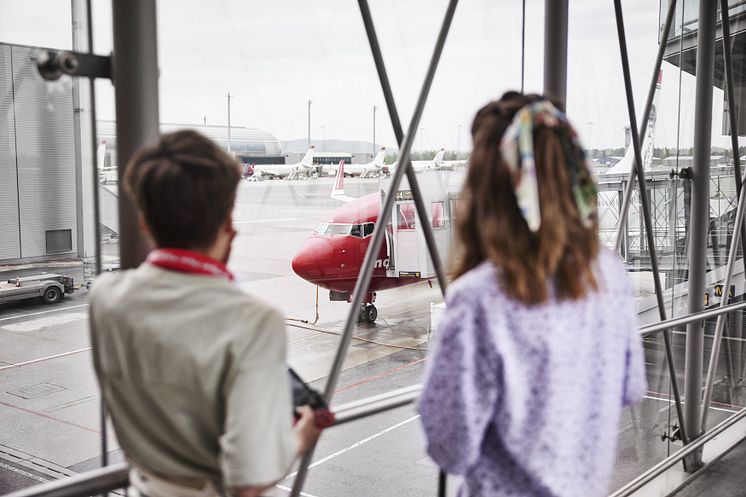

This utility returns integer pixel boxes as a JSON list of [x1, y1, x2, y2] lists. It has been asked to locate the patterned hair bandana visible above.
[[499, 100, 598, 232]]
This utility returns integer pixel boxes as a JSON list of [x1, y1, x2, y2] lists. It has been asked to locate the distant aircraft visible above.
[[323, 146, 387, 178], [605, 71, 662, 176], [387, 148, 464, 174], [252, 146, 315, 180], [291, 160, 423, 323]]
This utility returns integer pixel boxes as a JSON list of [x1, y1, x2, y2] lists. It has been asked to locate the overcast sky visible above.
[[0, 0, 736, 151]]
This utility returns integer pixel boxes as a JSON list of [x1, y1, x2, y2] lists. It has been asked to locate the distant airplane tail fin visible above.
[[373, 146, 386, 167], [300, 145, 315, 167], [96, 142, 106, 171], [606, 70, 661, 176], [433, 148, 445, 164], [331, 160, 355, 202]]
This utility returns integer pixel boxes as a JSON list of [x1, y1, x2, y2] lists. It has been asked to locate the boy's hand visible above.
[[294, 405, 321, 455]]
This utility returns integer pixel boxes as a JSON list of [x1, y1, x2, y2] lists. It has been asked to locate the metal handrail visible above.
[[3, 462, 129, 497], [9, 302, 746, 497], [2, 385, 423, 497], [609, 406, 746, 497], [639, 300, 746, 337]]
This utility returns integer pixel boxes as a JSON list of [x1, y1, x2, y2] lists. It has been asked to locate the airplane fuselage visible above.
[[291, 193, 421, 301]]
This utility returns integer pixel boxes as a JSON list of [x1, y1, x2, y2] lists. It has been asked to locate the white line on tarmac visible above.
[[643, 394, 739, 413], [0, 347, 91, 372], [672, 330, 746, 343], [234, 217, 302, 224], [275, 484, 321, 497], [0, 304, 89, 323], [0, 461, 50, 483], [284, 414, 420, 482], [2, 312, 88, 332]]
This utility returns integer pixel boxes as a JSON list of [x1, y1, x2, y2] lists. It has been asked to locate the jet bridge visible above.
[[380, 169, 465, 280]]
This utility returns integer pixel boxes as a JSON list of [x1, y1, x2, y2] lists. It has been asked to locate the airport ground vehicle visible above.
[[0, 274, 75, 305]]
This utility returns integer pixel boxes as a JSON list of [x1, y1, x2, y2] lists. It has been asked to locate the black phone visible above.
[[288, 367, 335, 428]]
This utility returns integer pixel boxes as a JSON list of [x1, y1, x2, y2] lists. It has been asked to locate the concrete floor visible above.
[[675, 438, 746, 496], [0, 177, 745, 496]]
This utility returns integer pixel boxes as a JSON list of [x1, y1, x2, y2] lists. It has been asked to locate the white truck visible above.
[[0, 274, 76, 305]]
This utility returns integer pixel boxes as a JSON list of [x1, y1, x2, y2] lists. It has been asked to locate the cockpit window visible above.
[[349, 222, 375, 238], [323, 223, 352, 236]]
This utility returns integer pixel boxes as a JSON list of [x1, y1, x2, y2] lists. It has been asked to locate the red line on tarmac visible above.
[[334, 357, 426, 395], [0, 400, 99, 434]]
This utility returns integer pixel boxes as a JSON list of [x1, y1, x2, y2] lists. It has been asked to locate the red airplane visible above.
[[291, 160, 421, 323]]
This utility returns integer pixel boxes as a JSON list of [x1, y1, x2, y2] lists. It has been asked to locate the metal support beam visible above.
[[700, 0, 746, 432], [288, 2, 458, 495], [543, 0, 568, 104], [112, 0, 160, 268], [684, 0, 718, 468], [614, 0, 677, 253], [613, 0, 688, 445], [36, 50, 112, 81], [700, 179, 745, 429], [720, 0, 746, 275]]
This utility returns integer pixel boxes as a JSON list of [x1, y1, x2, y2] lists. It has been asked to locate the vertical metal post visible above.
[[543, 0, 568, 104], [521, 0, 526, 94], [614, 0, 678, 253], [226, 92, 232, 154], [77, 0, 108, 469], [372, 105, 377, 156], [112, 0, 160, 269], [71, 0, 90, 260], [457, 124, 461, 158], [307, 99, 312, 149], [683, 0, 717, 467], [700, 0, 745, 432], [613, 0, 688, 445], [720, 0, 746, 275], [288, 2, 458, 495]]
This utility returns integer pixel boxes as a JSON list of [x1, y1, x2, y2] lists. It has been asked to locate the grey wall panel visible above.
[[0, 44, 21, 260], [12, 46, 78, 258]]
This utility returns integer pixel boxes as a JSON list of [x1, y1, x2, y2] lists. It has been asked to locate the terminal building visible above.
[[0, 41, 284, 265]]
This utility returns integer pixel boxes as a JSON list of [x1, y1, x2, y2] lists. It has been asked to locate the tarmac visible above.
[[0, 177, 744, 496]]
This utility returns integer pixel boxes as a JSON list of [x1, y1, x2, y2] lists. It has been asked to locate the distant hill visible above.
[[281, 138, 396, 154]]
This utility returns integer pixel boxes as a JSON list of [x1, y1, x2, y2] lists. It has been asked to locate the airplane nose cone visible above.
[[292, 237, 334, 284]]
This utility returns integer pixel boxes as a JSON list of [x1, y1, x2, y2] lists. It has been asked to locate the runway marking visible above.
[[334, 358, 426, 394], [0, 347, 91, 372], [672, 330, 746, 343], [234, 217, 302, 224], [2, 312, 88, 332], [0, 304, 89, 323], [284, 415, 420, 482], [643, 394, 740, 413], [275, 484, 321, 497], [0, 400, 99, 434], [0, 461, 50, 483], [288, 333, 325, 345]]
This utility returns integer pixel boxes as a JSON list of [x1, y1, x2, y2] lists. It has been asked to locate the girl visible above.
[[418, 92, 646, 497]]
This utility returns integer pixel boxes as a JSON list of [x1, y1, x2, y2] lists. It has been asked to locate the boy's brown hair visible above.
[[124, 130, 241, 250], [452, 92, 599, 305]]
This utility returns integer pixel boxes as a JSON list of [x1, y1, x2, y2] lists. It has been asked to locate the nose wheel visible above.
[[358, 303, 378, 324]]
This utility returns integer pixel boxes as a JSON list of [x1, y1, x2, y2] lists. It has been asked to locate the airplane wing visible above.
[[331, 160, 357, 203]]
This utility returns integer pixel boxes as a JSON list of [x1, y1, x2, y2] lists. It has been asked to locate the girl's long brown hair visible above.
[[452, 92, 599, 305]]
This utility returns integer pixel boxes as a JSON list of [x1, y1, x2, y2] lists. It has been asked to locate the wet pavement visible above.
[[0, 177, 744, 496]]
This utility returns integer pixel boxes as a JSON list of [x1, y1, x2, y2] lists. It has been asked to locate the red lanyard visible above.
[[146, 249, 234, 282]]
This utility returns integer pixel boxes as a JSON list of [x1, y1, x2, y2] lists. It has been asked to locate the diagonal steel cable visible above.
[[613, 0, 688, 445], [289, 1, 459, 495]]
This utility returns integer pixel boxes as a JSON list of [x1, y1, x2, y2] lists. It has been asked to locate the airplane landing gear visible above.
[[358, 303, 378, 324]]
